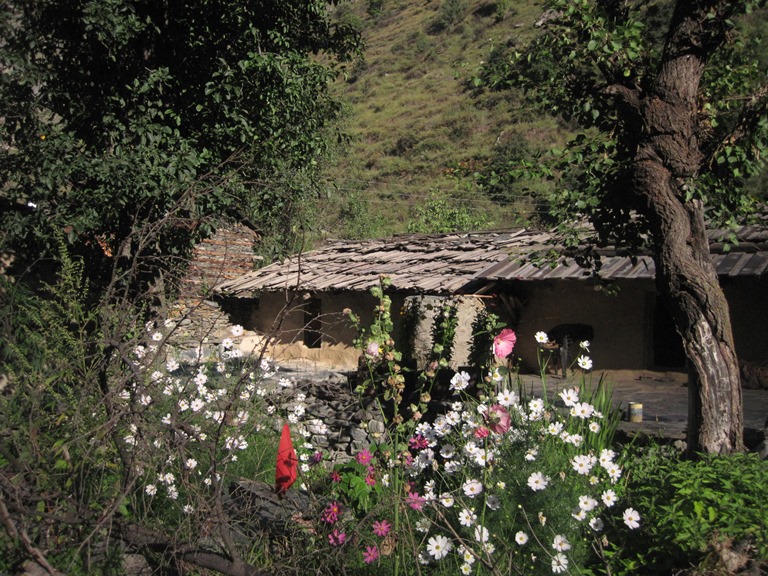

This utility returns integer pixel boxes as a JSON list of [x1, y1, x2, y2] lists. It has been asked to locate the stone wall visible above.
[[265, 369, 386, 464], [170, 224, 260, 347]]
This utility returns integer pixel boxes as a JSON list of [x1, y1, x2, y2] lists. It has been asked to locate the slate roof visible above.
[[214, 224, 768, 297]]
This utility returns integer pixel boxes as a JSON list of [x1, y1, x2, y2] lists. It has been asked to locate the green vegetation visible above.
[[604, 445, 768, 574], [321, 0, 563, 237], [320, 0, 767, 240], [1, 0, 360, 284]]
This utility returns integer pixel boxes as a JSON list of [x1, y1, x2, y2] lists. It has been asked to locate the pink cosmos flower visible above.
[[486, 404, 512, 434], [356, 449, 373, 465], [321, 501, 342, 524], [328, 528, 346, 546], [408, 434, 429, 450], [493, 328, 517, 358], [372, 519, 392, 537], [474, 426, 490, 439], [330, 470, 342, 483], [362, 545, 380, 564], [405, 491, 425, 511]]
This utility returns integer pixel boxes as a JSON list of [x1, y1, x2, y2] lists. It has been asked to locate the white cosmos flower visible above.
[[571, 454, 595, 475], [449, 371, 472, 392], [426, 535, 452, 560], [458, 508, 476, 527], [463, 479, 483, 498], [440, 493, 455, 508], [577, 355, 593, 370], [600, 449, 616, 466], [552, 535, 571, 551], [474, 525, 489, 543], [552, 553, 569, 573], [571, 401, 595, 419], [440, 444, 455, 458], [230, 324, 244, 337], [560, 389, 580, 408], [601, 489, 617, 507], [497, 389, 518, 407], [535, 331, 549, 343], [515, 531, 529, 545], [623, 508, 641, 529], [527, 472, 549, 491], [578, 495, 598, 512]]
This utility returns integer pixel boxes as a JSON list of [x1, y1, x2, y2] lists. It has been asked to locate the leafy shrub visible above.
[[429, 0, 467, 33], [600, 444, 768, 574]]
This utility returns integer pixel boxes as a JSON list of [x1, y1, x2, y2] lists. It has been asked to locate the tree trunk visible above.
[[630, 0, 744, 453], [639, 171, 744, 454]]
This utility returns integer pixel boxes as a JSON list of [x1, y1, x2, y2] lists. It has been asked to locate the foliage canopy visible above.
[[0, 0, 360, 285]]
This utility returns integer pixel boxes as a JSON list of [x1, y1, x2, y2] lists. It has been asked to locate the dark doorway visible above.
[[653, 296, 686, 368], [304, 298, 322, 349]]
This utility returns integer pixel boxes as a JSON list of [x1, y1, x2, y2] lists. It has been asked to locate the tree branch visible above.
[[603, 83, 643, 117], [115, 520, 273, 576]]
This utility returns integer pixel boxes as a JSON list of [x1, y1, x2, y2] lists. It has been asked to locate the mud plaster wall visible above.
[[512, 279, 655, 371], [236, 292, 490, 370], [723, 276, 768, 364]]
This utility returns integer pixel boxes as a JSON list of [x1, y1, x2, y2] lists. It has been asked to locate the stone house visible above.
[[213, 225, 768, 375]]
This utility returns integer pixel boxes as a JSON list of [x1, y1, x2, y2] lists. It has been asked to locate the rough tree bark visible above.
[[629, 1, 743, 453]]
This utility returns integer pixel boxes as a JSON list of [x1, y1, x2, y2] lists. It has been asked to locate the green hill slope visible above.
[[319, 0, 561, 238], [317, 1, 767, 241]]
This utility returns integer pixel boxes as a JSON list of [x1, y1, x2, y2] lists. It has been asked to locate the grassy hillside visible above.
[[317, 0, 561, 239], [315, 1, 767, 242]]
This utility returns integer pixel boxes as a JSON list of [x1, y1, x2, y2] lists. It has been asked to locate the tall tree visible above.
[[479, 0, 767, 453], [0, 0, 360, 288]]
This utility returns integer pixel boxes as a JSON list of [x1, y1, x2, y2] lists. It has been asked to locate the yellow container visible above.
[[628, 402, 643, 422]]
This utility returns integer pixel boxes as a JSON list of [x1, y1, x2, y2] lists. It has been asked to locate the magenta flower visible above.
[[330, 470, 342, 483], [365, 473, 376, 486], [309, 451, 324, 465], [328, 528, 346, 546], [493, 328, 517, 358], [362, 544, 380, 564], [372, 519, 392, 537], [321, 501, 342, 524], [406, 491, 425, 511], [486, 404, 512, 434], [356, 449, 373, 465], [408, 434, 429, 450]]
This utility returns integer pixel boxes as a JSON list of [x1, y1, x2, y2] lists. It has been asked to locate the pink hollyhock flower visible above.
[[486, 404, 511, 434], [363, 545, 380, 564], [493, 328, 517, 358], [366, 341, 380, 358], [372, 519, 392, 537]]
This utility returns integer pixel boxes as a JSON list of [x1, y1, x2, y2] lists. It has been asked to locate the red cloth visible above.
[[275, 423, 298, 495]]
